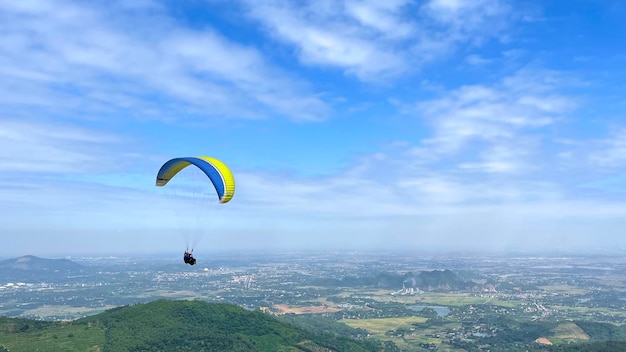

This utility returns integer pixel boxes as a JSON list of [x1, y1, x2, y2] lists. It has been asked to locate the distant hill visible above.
[[0, 255, 84, 281], [0, 255, 82, 271], [0, 299, 395, 352], [311, 269, 470, 290]]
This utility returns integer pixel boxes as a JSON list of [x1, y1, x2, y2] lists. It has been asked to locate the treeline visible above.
[[275, 314, 370, 338], [460, 341, 626, 352], [0, 316, 51, 333], [573, 320, 626, 340], [550, 341, 626, 351], [447, 318, 626, 352]]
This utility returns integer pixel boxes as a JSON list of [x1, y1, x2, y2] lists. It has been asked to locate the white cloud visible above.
[[588, 128, 626, 167], [243, 0, 515, 81], [222, 154, 626, 233], [200, 68, 602, 227], [244, 1, 408, 80], [413, 70, 574, 171], [0, 118, 126, 173], [458, 147, 526, 173], [0, 176, 174, 232], [0, 0, 329, 122], [423, 0, 510, 34], [344, 0, 416, 39], [464, 54, 492, 66]]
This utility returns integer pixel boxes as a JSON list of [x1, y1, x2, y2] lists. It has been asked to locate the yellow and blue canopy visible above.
[[155, 156, 235, 203]]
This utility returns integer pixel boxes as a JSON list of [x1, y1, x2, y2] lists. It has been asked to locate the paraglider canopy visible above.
[[155, 156, 235, 203]]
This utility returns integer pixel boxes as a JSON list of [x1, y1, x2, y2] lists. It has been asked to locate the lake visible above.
[[407, 305, 450, 316]]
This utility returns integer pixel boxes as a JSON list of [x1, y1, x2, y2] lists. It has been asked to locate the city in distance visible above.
[[3, 250, 626, 351]]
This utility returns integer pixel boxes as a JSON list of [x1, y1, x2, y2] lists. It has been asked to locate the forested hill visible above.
[[0, 299, 394, 352]]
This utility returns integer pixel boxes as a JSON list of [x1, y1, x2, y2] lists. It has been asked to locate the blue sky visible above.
[[2, 0, 626, 256]]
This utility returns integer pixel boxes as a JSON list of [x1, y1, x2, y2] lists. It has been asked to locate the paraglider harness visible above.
[[183, 250, 196, 266]]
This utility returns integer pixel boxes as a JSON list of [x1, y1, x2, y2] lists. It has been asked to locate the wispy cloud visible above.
[[219, 68, 617, 224], [3, 65, 616, 229], [464, 54, 493, 66], [412, 69, 574, 172], [0, 118, 125, 173], [230, 155, 626, 226], [0, 0, 329, 122], [422, 0, 511, 37], [243, 0, 515, 81], [588, 128, 626, 167]]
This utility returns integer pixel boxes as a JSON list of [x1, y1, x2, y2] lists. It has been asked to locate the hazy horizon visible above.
[[3, 243, 626, 260]]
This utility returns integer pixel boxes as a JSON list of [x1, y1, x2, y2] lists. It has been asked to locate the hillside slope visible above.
[[0, 299, 391, 352]]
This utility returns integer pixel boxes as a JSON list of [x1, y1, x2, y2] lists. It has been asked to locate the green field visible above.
[[21, 305, 118, 319], [339, 317, 468, 351], [340, 316, 431, 350], [551, 305, 626, 319], [340, 316, 428, 334], [423, 293, 517, 307], [0, 319, 104, 352], [551, 321, 590, 343], [537, 285, 591, 295]]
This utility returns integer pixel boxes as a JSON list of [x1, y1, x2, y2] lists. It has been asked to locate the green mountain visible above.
[[0, 299, 393, 352]]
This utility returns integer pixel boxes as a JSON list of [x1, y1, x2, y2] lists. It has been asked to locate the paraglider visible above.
[[183, 251, 196, 265], [156, 156, 235, 266]]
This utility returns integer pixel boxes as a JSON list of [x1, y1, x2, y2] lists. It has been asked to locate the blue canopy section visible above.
[[156, 157, 226, 200]]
